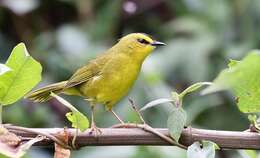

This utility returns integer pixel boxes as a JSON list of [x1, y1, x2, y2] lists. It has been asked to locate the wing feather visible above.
[[64, 53, 110, 88]]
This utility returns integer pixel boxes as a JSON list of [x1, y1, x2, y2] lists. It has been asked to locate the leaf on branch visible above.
[[51, 93, 89, 132], [0, 43, 42, 105], [54, 129, 70, 158], [179, 82, 212, 99], [187, 141, 218, 158], [140, 98, 174, 111], [167, 107, 187, 142], [202, 51, 260, 113], [0, 126, 43, 158], [66, 112, 89, 132], [140, 82, 211, 111], [168, 82, 212, 108], [248, 115, 257, 124], [171, 92, 181, 107], [248, 115, 260, 132]]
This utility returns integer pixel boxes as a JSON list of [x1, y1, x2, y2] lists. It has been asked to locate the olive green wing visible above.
[[64, 53, 110, 89]]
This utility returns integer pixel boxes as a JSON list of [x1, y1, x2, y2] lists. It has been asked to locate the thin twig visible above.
[[128, 99, 146, 124]]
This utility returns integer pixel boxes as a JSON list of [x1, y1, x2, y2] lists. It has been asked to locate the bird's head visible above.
[[115, 33, 165, 62]]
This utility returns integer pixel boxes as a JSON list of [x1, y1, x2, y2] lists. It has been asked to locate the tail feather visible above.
[[25, 81, 67, 102]]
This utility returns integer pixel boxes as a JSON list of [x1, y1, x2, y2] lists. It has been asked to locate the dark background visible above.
[[0, 0, 258, 157]]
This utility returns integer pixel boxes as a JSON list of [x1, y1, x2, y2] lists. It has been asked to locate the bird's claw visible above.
[[89, 124, 102, 136]]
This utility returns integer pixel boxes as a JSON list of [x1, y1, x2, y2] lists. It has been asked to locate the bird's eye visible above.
[[137, 38, 150, 45]]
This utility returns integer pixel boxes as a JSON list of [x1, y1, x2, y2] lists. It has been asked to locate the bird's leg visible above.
[[110, 110, 125, 124], [89, 105, 101, 135]]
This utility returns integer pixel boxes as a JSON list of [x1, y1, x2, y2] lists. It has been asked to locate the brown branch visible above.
[[4, 125, 260, 149], [112, 123, 187, 149]]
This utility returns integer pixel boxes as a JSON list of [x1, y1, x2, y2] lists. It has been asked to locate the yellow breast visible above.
[[79, 54, 141, 110]]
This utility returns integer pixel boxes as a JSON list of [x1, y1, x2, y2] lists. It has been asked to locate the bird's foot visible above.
[[89, 124, 102, 136]]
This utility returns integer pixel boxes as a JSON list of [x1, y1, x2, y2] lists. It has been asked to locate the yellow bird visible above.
[[25, 33, 165, 132]]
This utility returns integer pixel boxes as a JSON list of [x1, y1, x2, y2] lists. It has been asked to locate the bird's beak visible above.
[[151, 40, 166, 46]]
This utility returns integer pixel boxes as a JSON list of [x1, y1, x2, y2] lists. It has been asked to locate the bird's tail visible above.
[[25, 81, 67, 103]]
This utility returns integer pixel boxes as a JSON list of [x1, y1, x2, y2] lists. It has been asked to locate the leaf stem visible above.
[[72, 128, 79, 149]]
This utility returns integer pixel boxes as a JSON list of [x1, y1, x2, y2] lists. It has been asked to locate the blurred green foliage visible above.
[[0, 0, 259, 157], [203, 51, 260, 113]]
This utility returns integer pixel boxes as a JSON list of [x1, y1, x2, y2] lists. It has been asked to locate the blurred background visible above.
[[0, 0, 258, 157]]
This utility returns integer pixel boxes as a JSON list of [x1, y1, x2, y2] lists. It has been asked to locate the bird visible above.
[[25, 33, 165, 133]]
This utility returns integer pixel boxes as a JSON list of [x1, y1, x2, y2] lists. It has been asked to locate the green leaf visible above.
[[247, 114, 260, 131], [238, 150, 257, 158], [248, 114, 257, 124], [171, 91, 181, 107], [0, 43, 42, 105], [51, 93, 89, 132], [202, 51, 260, 113], [66, 112, 89, 132], [187, 141, 217, 158], [140, 98, 174, 111], [167, 108, 187, 141], [0, 64, 11, 76], [228, 59, 240, 68], [179, 82, 212, 99]]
